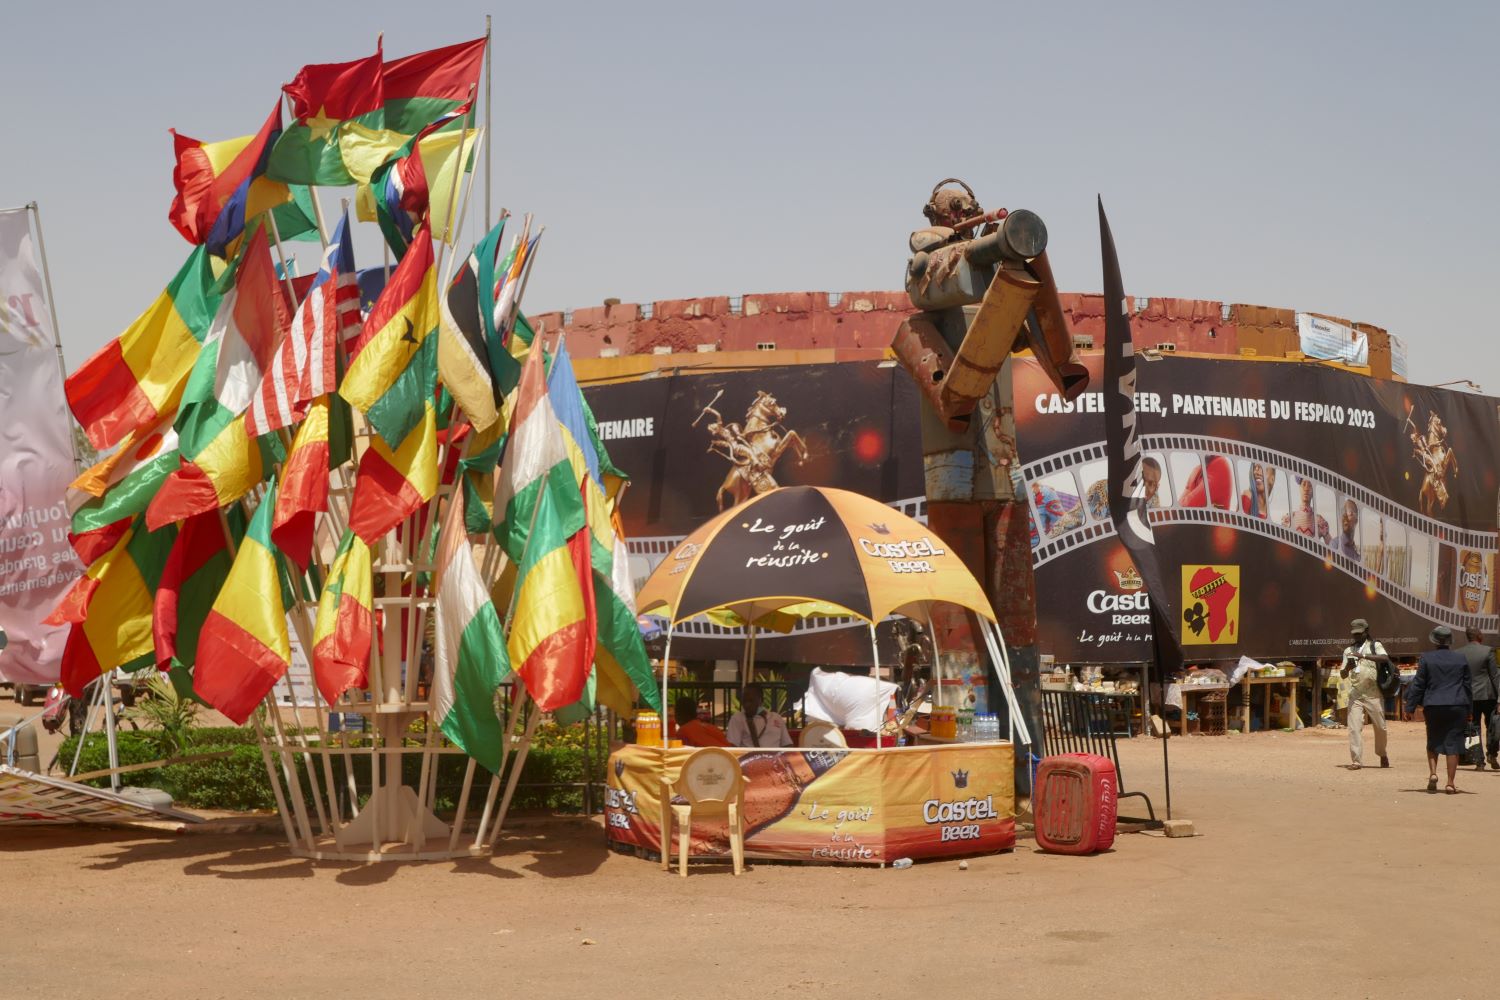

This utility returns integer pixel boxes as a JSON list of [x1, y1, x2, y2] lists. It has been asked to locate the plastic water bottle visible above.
[[891, 857, 914, 869]]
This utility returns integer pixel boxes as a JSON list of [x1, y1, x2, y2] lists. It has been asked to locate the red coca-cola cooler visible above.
[[1033, 754, 1117, 855]]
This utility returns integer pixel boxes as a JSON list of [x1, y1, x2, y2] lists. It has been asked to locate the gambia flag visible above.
[[169, 101, 287, 247], [498, 344, 594, 711], [268, 45, 385, 186], [432, 491, 509, 773], [67, 245, 222, 451], [341, 227, 437, 448], [193, 480, 291, 723], [175, 227, 292, 460], [153, 508, 242, 671], [312, 530, 373, 704], [146, 413, 281, 531], [46, 515, 176, 697]]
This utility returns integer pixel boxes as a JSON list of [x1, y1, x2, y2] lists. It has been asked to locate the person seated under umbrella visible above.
[[727, 684, 792, 747], [672, 696, 730, 747]]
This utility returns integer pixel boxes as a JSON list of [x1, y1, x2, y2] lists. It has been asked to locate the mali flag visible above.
[[169, 101, 289, 251], [341, 227, 437, 448], [312, 530, 374, 705], [193, 480, 291, 723], [67, 246, 223, 451], [46, 515, 176, 697], [268, 45, 385, 185]]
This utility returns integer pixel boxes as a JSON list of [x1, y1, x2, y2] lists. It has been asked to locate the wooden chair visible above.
[[659, 747, 747, 877]]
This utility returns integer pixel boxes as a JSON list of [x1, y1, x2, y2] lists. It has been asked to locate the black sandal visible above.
[[1427, 777, 1438, 793], [1446, 784, 1458, 795]]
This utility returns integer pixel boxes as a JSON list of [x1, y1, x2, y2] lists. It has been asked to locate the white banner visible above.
[[0, 207, 83, 685], [1390, 334, 1409, 380], [1296, 312, 1369, 367]]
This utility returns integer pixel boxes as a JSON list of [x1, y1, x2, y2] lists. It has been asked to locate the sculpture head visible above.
[[923, 178, 981, 230]]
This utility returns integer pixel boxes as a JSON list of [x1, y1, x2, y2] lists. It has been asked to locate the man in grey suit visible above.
[[1463, 627, 1500, 770]]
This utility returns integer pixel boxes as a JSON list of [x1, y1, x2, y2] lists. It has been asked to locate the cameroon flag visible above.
[[193, 481, 290, 723], [67, 246, 222, 451]]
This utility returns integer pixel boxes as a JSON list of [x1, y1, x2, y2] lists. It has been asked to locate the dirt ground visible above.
[[2, 720, 1484, 1000]]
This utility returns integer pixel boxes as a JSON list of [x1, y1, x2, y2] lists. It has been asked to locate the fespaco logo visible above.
[[1181, 564, 1240, 644]]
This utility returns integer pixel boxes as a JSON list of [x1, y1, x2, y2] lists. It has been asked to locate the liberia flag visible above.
[[245, 212, 359, 437]]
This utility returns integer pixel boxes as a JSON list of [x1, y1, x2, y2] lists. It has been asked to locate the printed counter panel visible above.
[[605, 743, 1015, 864]]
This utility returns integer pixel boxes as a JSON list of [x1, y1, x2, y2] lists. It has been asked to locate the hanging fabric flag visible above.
[[46, 516, 176, 696], [169, 102, 287, 248], [494, 224, 540, 373], [347, 391, 438, 545], [438, 217, 508, 432], [245, 212, 359, 438], [268, 45, 385, 186], [271, 395, 334, 570], [146, 413, 279, 531], [312, 530, 374, 705], [67, 422, 181, 552], [432, 491, 509, 773], [153, 508, 241, 671], [458, 421, 505, 535], [175, 227, 292, 459], [381, 36, 485, 135], [497, 345, 594, 711], [341, 227, 438, 448], [67, 246, 222, 451], [193, 481, 291, 723], [360, 103, 475, 258]]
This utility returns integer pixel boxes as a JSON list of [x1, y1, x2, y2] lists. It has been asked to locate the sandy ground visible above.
[[1, 720, 1485, 1000]]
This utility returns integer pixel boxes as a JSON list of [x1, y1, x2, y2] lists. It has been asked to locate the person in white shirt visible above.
[[1340, 618, 1391, 769], [726, 684, 792, 748]]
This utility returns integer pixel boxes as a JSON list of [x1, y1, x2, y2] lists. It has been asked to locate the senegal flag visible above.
[[193, 480, 291, 723], [67, 246, 222, 451], [432, 492, 509, 773], [312, 530, 373, 705]]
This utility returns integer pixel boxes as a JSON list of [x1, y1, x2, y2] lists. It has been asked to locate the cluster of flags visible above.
[[50, 35, 658, 774]]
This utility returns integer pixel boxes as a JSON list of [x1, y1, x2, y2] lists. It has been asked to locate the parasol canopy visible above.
[[636, 486, 994, 627]]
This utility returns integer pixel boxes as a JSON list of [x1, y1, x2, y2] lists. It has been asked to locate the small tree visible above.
[[126, 675, 201, 758]]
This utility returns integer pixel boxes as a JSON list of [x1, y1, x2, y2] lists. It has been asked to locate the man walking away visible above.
[[1341, 618, 1391, 769], [1462, 627, 1500, 770]]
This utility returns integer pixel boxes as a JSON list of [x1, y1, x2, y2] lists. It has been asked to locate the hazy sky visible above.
[[6, 1, 1496, 389]]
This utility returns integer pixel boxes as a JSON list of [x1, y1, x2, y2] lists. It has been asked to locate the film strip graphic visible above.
[[1021, 435, 1500, 633], [624, 495, 929, 639]]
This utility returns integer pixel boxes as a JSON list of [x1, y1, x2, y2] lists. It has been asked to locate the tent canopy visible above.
[[636, 486, 996, 627]]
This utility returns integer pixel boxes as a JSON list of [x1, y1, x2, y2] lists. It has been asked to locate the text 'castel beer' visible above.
[[922, 793, 998, 843]]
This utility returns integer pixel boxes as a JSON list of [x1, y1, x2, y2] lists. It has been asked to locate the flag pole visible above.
[[484, 14, 493, 231], [27, 202, 82, 477]]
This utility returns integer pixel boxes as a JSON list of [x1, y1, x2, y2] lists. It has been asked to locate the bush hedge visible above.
[[59, 720, 609, 814]]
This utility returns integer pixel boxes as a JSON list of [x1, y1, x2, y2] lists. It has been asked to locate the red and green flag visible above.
[[67, 246, 223, 451], [312, 530, 374, 705], [193, 481, 291, 723], [146, 413, 281, 531], [153, 508, 242, 671], [381, 36, 485, 135], [271, 394, 348, 571], [169, 101, 287, 249], [268, 45, 385, 185]]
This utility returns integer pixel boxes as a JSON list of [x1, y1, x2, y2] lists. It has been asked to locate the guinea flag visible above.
[[193, 480, 290, 723], [432, 491, 509, 773], [67, 245, 222, 451], [268, 46, 385, 186], [312, 530, 373, 704]]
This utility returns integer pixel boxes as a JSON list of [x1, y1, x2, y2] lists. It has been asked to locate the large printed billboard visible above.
[[1015, 354, 1500, 662], [584, 361, 926, 664]]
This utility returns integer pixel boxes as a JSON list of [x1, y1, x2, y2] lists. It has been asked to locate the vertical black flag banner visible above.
[[1099, 197, 1178, 817]]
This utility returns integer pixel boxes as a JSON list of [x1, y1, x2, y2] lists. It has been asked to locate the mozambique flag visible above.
[[432, 491, 509, 773], [193, 481, 291, 723], [347, 392, 438, 544], [169, 101, 287, 248], [67, 422, 181, 561], [146, 413, 280, 531], [153, 508, 242, 671], [67, 245, 223, 451], [268, 45, 385, 185], [271, 394, 343, 570], [47, 516, 176, 696], [438, 218, 508, 431], [499, 345, 594, 711], [341, 227, 437, 447], [382, 36, 485, 134], [175, 226, 292, 459], [312, 530, 374, 704]]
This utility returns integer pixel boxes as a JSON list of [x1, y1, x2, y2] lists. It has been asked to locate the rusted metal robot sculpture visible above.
[[893, 180, 1088, 783]]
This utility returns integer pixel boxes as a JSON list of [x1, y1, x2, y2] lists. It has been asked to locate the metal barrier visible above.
[[1040, 689, 1157, 824]]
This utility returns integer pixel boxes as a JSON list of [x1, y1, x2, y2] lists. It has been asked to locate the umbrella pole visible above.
[[870, 623, 883, 750], [926, 611, 942, 707], [660, 625, 674, 749]]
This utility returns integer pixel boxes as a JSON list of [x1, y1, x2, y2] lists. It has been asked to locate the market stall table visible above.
[[1239, 675, 1300, 733], [606, 741, 1016, 865], [1177, 685, 1230, 736]]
